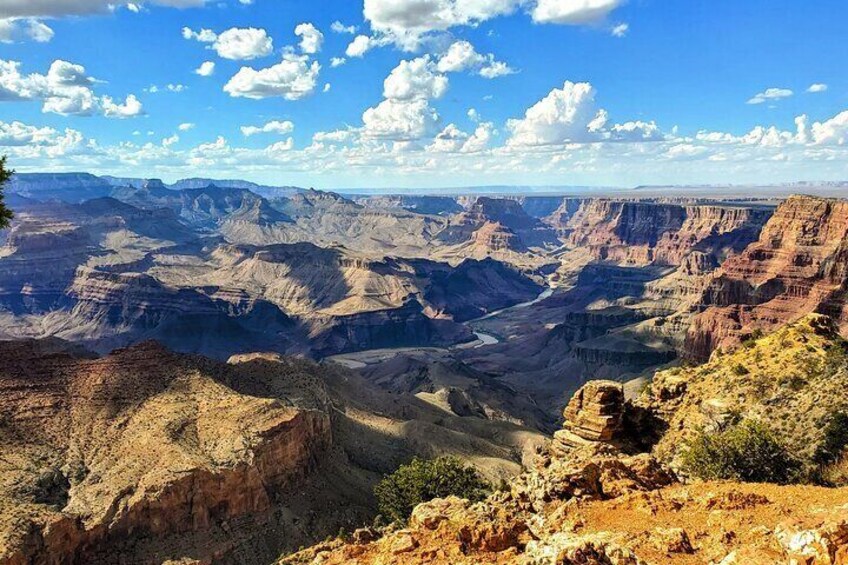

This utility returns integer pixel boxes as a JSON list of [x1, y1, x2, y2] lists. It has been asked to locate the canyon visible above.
[[1, 173, 848, 564]]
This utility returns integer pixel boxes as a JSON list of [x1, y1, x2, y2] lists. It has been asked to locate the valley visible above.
[[2, 173, 848, 564]]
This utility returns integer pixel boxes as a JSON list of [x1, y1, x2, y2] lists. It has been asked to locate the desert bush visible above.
[[815, 412, 848, 468], [374, 456, 490, 523], [680, 420, 800, 484]]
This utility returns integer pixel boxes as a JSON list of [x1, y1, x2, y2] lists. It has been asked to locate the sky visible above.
[[0, 0, 846, 190]]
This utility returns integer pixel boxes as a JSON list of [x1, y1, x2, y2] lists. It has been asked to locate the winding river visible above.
[[327, 286, 554, 368]]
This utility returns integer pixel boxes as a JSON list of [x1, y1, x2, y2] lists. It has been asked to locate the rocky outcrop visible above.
[[641, 314, 848, 473], [554, 381, 625, 450], [685, 195, 848, 360], [0, 341, 332, 564], [437, 197, 560, 249]]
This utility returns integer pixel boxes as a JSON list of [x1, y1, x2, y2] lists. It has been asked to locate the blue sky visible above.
[[0, 0, 846, 189]]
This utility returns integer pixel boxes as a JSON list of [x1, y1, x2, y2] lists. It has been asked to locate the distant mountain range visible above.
[[8, 172, 305, 202]]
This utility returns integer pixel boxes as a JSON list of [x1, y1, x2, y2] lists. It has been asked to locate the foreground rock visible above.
[[281, 376, 848, 565]]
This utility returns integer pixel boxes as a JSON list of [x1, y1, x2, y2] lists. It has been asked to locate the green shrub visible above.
[[374, 456, 490, 523], [680, 420, 800, 484], [731, 363, 750, 376], [815, 412, 848, 466]]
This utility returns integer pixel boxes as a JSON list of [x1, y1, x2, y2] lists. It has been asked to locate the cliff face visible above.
[[555, 200, 771, 267], [685, 195, 848, 360], [0, 341, 332, 564]]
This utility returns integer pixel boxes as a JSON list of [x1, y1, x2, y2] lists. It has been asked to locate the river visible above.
[[326, 286, 553, 367]]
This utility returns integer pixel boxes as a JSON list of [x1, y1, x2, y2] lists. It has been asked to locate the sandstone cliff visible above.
[[554, 199, 771, 268], [0, 340, 332, 564], [685, 195, 848, 361]]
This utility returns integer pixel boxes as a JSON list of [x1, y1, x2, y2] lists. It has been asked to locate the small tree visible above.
[[680, 420, 800, 484], [0, 156, 14, 229], [374, 456, 490, 523]]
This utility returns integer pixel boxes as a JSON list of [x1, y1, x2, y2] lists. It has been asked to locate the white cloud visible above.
[[213, 28, 273, 60], [428, 122, 494, 153], [532, 0, 623, 24], [294, 22, 323, 54], [323, 82, 331, 93], [507, 81, 602, 146], [0, 58, 143, 118], [266, 137, 294, 153], [611, 22, 628, 37], [330, 57, 346, 67], [810, 111, 848, 145], [194, 61, 215, 76], [747, 87, 793, 105], [101, 94, 144, 118], [346, 34, 374, 58], [384, 56, 448, 101], [223, 54, 320, 100], [182, 26, 217, 42], [362, 98, 440, 140], [178, 122, 195, 131], [162, 134, 179, 147], [0, 18, 54, 43], [363, 0, 521, 48], [183, 27, 273, 60], [330, 21, 357, 34], [362, 0, 625, 48], [241, 120, 295, 137], [435, 41, 516, 78], [807, 83, 828, 93]]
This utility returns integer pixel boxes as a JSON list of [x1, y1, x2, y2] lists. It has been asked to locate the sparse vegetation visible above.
[[681, 420, 800, 484], [0, 156, 14, 229], [374, 456, 491, 523]]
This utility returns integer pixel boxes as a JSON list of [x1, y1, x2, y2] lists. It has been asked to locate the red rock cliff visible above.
[[685, 195, 848, 360]]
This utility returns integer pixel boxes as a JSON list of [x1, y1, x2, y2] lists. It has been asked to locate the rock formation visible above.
[[553, 380, 625, 451], [552, 199, 772, 268], [685, 195, 848, 361], [0, 340, 332, 564]]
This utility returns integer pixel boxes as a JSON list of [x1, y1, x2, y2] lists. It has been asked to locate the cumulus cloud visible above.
[[223, 54, 320, 100], [294, 22, 323, 54], [437, 40, 516, 78], [0, 58, 143, 118], [807, 83, 828, 93], [428, 122, 494, 153], [362, 98, 440, 140], [507, 81, 602, 146], [346, 34, 375, 58], [363, 0, 521, 48], [194, 61, 215, 76], [101, 94, 143, 118], [183, 27, 273, 60], [241, 119, 295, 136], [362, 0, 626, 48], [747, 87, 793, 105], [330, 57, 346, 67], [178, 122, 195, 131], [384, 56, 448, 101]]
